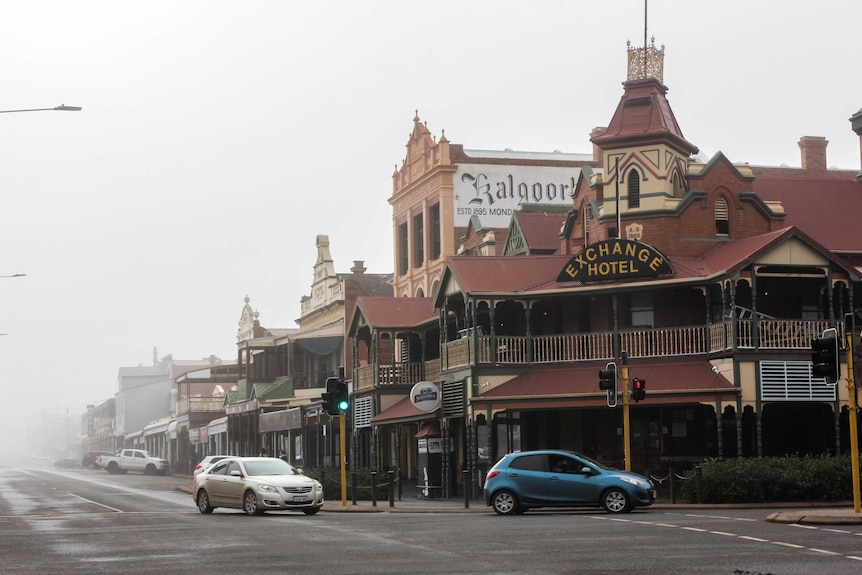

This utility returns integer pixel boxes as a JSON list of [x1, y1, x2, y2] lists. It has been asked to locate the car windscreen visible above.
[[243, 460, 300, 477]]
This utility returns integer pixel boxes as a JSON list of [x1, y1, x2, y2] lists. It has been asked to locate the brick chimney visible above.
[[798, 136, 828, 174], [351, 260, 366, 274]]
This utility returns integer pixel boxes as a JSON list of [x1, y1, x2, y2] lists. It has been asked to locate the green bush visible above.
[[678, 454, 854, 503], [302, 466, 391, 501]]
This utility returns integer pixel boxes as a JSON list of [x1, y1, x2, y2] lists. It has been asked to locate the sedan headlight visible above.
[[314, 481, 323, 491], [258, 483, 278, 493], [619, 476, 651, 489]]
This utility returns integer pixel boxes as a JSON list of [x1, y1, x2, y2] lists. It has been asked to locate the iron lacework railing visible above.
[[441, 319, 842, 370]]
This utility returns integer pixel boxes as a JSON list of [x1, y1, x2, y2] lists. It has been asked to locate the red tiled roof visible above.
[[471, 359, 736, 410], [439, 226, 857, 302], [591, 78, 698, 156], [353, 297, 436, 329], [753, 177, 862, 253], [513, 211, 566, 253], [370, 395, 438, 424]]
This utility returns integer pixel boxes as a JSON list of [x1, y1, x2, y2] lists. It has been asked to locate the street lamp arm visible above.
[[0, 105, 82, 113], [0, 273, 26, 278]]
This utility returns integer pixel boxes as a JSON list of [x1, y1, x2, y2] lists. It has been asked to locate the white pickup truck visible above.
[[96, 449, 170, 475]]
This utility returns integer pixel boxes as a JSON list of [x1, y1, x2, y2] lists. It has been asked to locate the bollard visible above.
[[351, 471, 357, 506], [695, 465, 702, 504], [463, 469, 470, 509], [388, 470, 395, 508], [669, 467, 676, 504], [371, 470, 377, 507]]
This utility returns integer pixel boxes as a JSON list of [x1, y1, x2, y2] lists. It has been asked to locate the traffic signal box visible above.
[[632, 378, 646, 401], [598, 362, 617, 407], [811, 328, 840, 385], [322, 376, 350, 415]]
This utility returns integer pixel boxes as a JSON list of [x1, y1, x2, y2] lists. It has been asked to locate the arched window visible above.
[[627, 170, 640, 209], [715, 196, 729, 235]]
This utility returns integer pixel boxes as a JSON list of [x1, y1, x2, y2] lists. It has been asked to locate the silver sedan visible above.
[[193, 457, 324, 515]]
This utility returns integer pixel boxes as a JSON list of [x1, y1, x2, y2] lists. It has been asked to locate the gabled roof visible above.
[[348, 296, 436, 335], [435, 226, 859, 305], [504, 210, 566, 255], [753, 176, 862, 253]]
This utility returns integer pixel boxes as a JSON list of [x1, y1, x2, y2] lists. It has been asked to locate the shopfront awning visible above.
[[415, 421, 440, 438], [370, 396, 439, 426], [471, 358, 737, 411]]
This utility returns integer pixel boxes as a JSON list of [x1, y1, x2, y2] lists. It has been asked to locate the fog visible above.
[[1, 0, 860, 462]]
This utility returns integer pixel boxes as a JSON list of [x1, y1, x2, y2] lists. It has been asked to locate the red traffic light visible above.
[[811, 328, 840, 385], [632, 378, 646, 401]]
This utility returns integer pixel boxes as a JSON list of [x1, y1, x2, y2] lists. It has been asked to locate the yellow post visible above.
[[846, 329, 860, 513], [340, 411, 347, 507], [621, 352, 632, 472]]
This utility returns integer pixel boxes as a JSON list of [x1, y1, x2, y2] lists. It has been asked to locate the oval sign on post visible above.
[[410, 381, 441, 412]]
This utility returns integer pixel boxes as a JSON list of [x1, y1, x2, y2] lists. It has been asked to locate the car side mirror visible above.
[[579, 466, 592, 475], [230, 470, 242, 477]]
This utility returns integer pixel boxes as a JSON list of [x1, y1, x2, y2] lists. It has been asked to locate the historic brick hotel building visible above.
[[346, 37, 862, 498]]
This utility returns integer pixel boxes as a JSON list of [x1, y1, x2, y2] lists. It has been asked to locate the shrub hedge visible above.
[[678, 454, 854, 504]]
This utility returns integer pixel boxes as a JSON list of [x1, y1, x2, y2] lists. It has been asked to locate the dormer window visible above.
[[715, 196, 729, 236], [627, 170, 641, 209]]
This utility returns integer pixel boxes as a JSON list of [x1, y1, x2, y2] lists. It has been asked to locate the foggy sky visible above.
[[0, 1, 859, 457]]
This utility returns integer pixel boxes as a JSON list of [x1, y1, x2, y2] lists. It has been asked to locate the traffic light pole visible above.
[[845, 326, 860, 513], [621, 352, 632, 472], [339, 411, 347, 507]]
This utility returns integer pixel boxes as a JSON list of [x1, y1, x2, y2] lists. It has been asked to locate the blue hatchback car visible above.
[[484, 450, 656, 515]]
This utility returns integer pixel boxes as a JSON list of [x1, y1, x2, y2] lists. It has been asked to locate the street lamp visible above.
[[0, 104, 82, 114]]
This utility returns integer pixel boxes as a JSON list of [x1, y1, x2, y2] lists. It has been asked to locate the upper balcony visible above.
[[440, 318, 839, 371]]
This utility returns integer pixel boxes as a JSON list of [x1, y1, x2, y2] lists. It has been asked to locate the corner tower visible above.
[[590, 38, 698, 229]]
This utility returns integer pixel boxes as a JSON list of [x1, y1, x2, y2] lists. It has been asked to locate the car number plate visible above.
[[293, 495, 308, 502]]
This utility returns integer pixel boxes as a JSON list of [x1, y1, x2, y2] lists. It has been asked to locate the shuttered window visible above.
[[715, 196, 729, 235], [759, 360, 836, 401]]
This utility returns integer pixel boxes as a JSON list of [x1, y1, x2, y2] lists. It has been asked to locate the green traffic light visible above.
[[336, 398, 349, 412]]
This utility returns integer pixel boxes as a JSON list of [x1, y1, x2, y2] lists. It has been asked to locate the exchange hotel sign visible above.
[[454, 164, 578, 228], [557, 239, 673, 283]]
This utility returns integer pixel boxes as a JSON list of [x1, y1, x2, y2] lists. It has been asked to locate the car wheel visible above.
[[243, 490, 263, 515], [144, 464, 155, 475], [601, 488, 630, 514], [491, 490, 519, 515], [196, 490, 214, 514], [87, 463, 96, 471], [107, 462, 119, 474], [302, 507, 320, 515]]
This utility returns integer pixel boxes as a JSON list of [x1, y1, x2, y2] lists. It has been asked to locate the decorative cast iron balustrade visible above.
[[439, 319, 842, 371]]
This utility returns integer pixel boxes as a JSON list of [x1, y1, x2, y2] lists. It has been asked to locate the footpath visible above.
[[174, 477, 862, 524]]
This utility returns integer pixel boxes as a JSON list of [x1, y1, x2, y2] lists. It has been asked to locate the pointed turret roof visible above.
[[591, 40, 698, 157]]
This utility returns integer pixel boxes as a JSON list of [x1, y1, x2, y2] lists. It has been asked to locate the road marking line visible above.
[[739, 535, 769, 542], [772, 541, 804, 548], [681, 527, 707, 532], [822, 528, 851, 534], [809, 548, 841, 556], [67, 493, 124, 513], [847, 556, 862, 561], [709, 531, 736, 537], [653, 523, 678, 528]]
